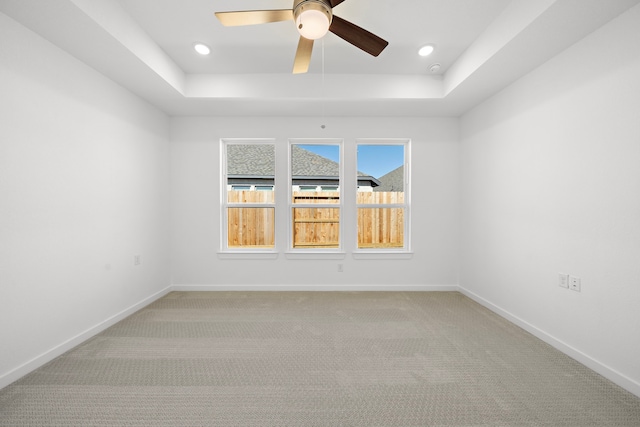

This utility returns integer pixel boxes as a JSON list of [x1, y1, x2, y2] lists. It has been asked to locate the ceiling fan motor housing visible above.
[[294, 0, 333, 40]]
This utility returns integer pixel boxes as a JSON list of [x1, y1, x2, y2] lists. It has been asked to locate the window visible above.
[[222, 140, 276, 250], [356, 141, 409, 250], [290, 141, 342, 250], [220, 138, 409, 255]]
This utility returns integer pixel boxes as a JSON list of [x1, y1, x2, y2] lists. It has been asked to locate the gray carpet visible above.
[[1, 291, 639, 426]]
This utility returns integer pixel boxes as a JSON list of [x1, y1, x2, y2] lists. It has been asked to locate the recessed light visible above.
[[418, 44, 435, 57], [193, 42, 211, 55]]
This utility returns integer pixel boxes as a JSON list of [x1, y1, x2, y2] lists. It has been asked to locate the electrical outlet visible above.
[[134, 255, 141, 266], [337, 264, 343, 272], [569, 276, 581, 292], [558, 273, 569, 288]]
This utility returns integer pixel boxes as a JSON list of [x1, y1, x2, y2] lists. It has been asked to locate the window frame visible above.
[[354, 138, 411, 254], [220, 138, 277, 254], [288, 139, 344, 253]]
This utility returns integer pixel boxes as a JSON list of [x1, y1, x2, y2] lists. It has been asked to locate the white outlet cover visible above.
[[569, 276, 581, 292]]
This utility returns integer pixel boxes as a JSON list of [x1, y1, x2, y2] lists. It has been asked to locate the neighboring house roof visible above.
[[291, 145, 341, 178], [227, 144, 380, 186], [374, 166, 404, 192], [226, 144, 275, 176]]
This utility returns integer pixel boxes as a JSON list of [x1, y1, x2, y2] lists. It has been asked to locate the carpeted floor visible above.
[[1, 291, 639, 426]]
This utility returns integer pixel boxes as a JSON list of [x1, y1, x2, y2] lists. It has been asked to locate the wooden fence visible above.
[[227, 190, 275, 248], [227, 191, 404, 248]]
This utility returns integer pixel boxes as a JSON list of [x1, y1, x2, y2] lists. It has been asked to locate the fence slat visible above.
[[227, 191, 403, 248]]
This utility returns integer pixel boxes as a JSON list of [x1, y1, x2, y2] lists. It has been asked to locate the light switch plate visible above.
[[558, 273, 569, 288]]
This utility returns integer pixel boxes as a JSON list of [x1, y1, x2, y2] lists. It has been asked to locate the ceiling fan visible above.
[[215, 0, 389, 74]]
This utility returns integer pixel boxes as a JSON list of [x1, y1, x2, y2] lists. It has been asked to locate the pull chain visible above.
[[321, 38, 326, 129]]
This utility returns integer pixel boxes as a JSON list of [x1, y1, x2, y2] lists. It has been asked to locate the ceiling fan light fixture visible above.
[[418, 44, 435, 57], [294, 0, 332, 40], [193, 42, 211, 55]]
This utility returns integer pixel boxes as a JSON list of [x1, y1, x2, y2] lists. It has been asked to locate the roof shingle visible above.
[[374, 166, 404, 191], [227, 144, 370, 178]]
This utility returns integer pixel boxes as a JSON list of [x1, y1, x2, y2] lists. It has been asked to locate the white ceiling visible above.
[[2, 0, 639, 117], [117, 0, 511, 75]]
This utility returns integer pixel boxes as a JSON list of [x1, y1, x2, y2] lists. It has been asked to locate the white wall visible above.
[[4, 0, 637, 399], [0, 13, 171, 387], [170, 116, 459, 289], [459, 4, 640, 395]]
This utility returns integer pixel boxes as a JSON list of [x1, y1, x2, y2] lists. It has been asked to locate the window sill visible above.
[[217, 251, 278, 260], [285, 252, 347, 260], [217, 251, 411, 261], [352, 251, 413, 260]]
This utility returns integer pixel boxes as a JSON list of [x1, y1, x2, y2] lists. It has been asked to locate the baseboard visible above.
[[458, 286, 640, 399], [171, 284, 459, 292], [0, 286, 172, 390]]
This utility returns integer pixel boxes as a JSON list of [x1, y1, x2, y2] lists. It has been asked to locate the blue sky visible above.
[[298, 144, 404, 179]]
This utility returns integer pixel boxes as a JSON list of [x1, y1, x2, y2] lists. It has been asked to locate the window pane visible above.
[[290, 142, 342, 250], [227, 207, 275, 248], [291, 144, 340, 204], [224, 142, 275, 250], [357, 207, 404, 249], [292, 207, 340, 248], [357, 145, 404, 199], [227, 144, 275, 203], [357, 144, 406, 249]]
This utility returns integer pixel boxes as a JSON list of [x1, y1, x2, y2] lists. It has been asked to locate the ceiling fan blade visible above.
[[329, 15, 388, 57], [329, 0, 348, 7], [293, 36, 314, 74], [215, 10, 293, 26]]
